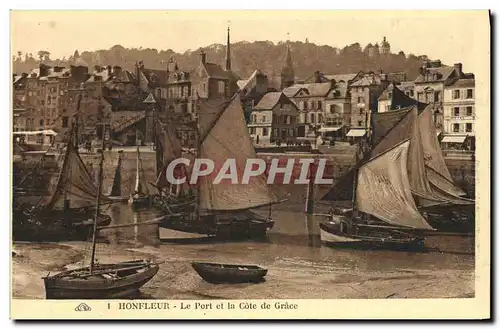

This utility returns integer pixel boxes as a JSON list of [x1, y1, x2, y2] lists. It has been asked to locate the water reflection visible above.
[[101, 203, 474, 273], [103, 204, 161, 247]]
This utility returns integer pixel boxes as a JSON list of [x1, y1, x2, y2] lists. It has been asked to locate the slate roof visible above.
[[414, 66, 456, 83], [254, 92, 284, 110], [283, 83, 332, 97], [110, 111, 146, 132], [448, 78, 475, 88], [141, 68, 170, 86], [202, 62, 240, 80]]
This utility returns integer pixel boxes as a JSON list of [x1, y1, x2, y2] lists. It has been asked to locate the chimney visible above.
[[200, 50, 206, 64], [39, 63, 50, 77], [453, 63, 463, 76], [313, 70, 321, 83], [330, 79, 336, 90], [112, 65, 122, 77], [107, 65, 112, 77]]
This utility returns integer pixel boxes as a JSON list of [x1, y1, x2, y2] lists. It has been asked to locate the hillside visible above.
[[12, 41, 433, 81]]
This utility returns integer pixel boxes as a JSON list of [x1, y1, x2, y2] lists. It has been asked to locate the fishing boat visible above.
[[322, 99, 474, 234], [43, 124, 161, 299], [319, 106, 436, 250], [152, 121, 196, 213], [128, 145, 152, 208], [159, 95, 282, 240], [12, 129, 111, 242], [191, 262, 267, 284], [105, 150, 128, 202]]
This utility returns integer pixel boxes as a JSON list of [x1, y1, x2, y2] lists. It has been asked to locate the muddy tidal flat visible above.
[[12, 203, 475, 300]]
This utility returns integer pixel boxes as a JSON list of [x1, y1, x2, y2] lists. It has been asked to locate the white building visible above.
[[442, 78, 475, 149]]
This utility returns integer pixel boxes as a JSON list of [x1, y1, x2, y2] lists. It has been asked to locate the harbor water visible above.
[[12, 198, 475, 300]]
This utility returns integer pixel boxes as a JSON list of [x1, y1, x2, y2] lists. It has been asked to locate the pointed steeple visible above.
[[225, 24, 231, 71], [281, 34, 295, 90]]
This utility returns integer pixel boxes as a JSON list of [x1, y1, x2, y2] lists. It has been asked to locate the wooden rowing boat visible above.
[[191, 262, 267, 284]]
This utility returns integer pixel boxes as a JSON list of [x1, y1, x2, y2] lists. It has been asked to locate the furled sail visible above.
[[133, 146, 149, 195], [355, 140, 433, 230], [198, 94, 278, 211], [108, 152, 122, 197], [46, 141, 101, 210]]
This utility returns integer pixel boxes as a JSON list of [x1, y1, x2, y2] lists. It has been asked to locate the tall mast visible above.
[[89, 122, 107, 273], [135, 144, 140, 193], [195, 105, 201, 219]]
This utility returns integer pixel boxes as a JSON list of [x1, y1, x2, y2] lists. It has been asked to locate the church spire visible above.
[[281, 34, 295, 90], [225, 24, 231, 71]]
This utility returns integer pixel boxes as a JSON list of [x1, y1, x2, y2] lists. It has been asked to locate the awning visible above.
[[13, 130, 58, 136], [318, 127, 342, 132], [441, 135, 467, 143], [346, 129, 366, 137]]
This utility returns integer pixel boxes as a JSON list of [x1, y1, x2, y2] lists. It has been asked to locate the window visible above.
[[39, 119, 44, 126], [357, 120, 363, 126], [454, 107, 460, 117], [40, 100, 45, 105], [263, 127, 269, 136], [466, 89, 473, 99], [453, 123, 460, 132], [466, 106, 473, 116], [417, 92, 423, 101], [388, 92, 392, 99], [62, 116, 69, 128], [359, 108, 363, 115], [434, 91, 440, 102], [286, 116, 291, 124], [466, 123, 472, 132], [218, 81, 225, 95], [329, 104, 335, 114], [203, 83, 206, 93], [452, 90, 460, 99], [303, 101, 308, 110], [310, 113, 315, 123], [251, 114, 257, 123], [318, 114, 323, 123], [357, 97, 362, 103], [261, 115, 266, 123], [386, 105, 390, 112], [317, 101, 322, 110], [410, 90, 414, 97], [250, 128, 256, 135]]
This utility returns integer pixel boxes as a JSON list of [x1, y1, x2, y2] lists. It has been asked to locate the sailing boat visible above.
[[152, 121, 196, 212], [105, 150, 128, 202], [12, 125, 112, 242], [319, 107, 435, 250], [128, 145, 152, 208], [160, 94, 282, 240], [43, 124, 160, 299]]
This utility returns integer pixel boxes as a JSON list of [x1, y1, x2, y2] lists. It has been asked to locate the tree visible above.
[[37, 50, 50, 61]]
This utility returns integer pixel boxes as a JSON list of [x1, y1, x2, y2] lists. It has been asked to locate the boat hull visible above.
[[160, 211, 274, 240], [319, 222, 426, 251], [191, 262, 267, 284], [13, 213, 111, 242], [128, 195, 152, 208], [44, 260, 159, 299]]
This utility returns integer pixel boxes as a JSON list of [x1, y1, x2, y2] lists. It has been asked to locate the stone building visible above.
[[248, 92, 298, 144], [442, 76, 475, 150], [348, 72, 390, 137]]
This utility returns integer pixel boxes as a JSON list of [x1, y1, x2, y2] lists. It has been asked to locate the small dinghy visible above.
[[43, 259, 160, 299], [191, 262, 267, 284]]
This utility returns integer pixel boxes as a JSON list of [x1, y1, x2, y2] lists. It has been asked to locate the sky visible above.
[[10, 10, 489, 74]]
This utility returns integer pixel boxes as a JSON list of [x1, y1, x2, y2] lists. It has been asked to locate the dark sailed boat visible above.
[[12, 134, 111, 242], [43, 124, 160, 299], [128, 145, 152, 208], [191, 262, 267, 284], [105, 150, 128, 202], [319, 106, 436, 250], [159, 95, 282, 240]]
